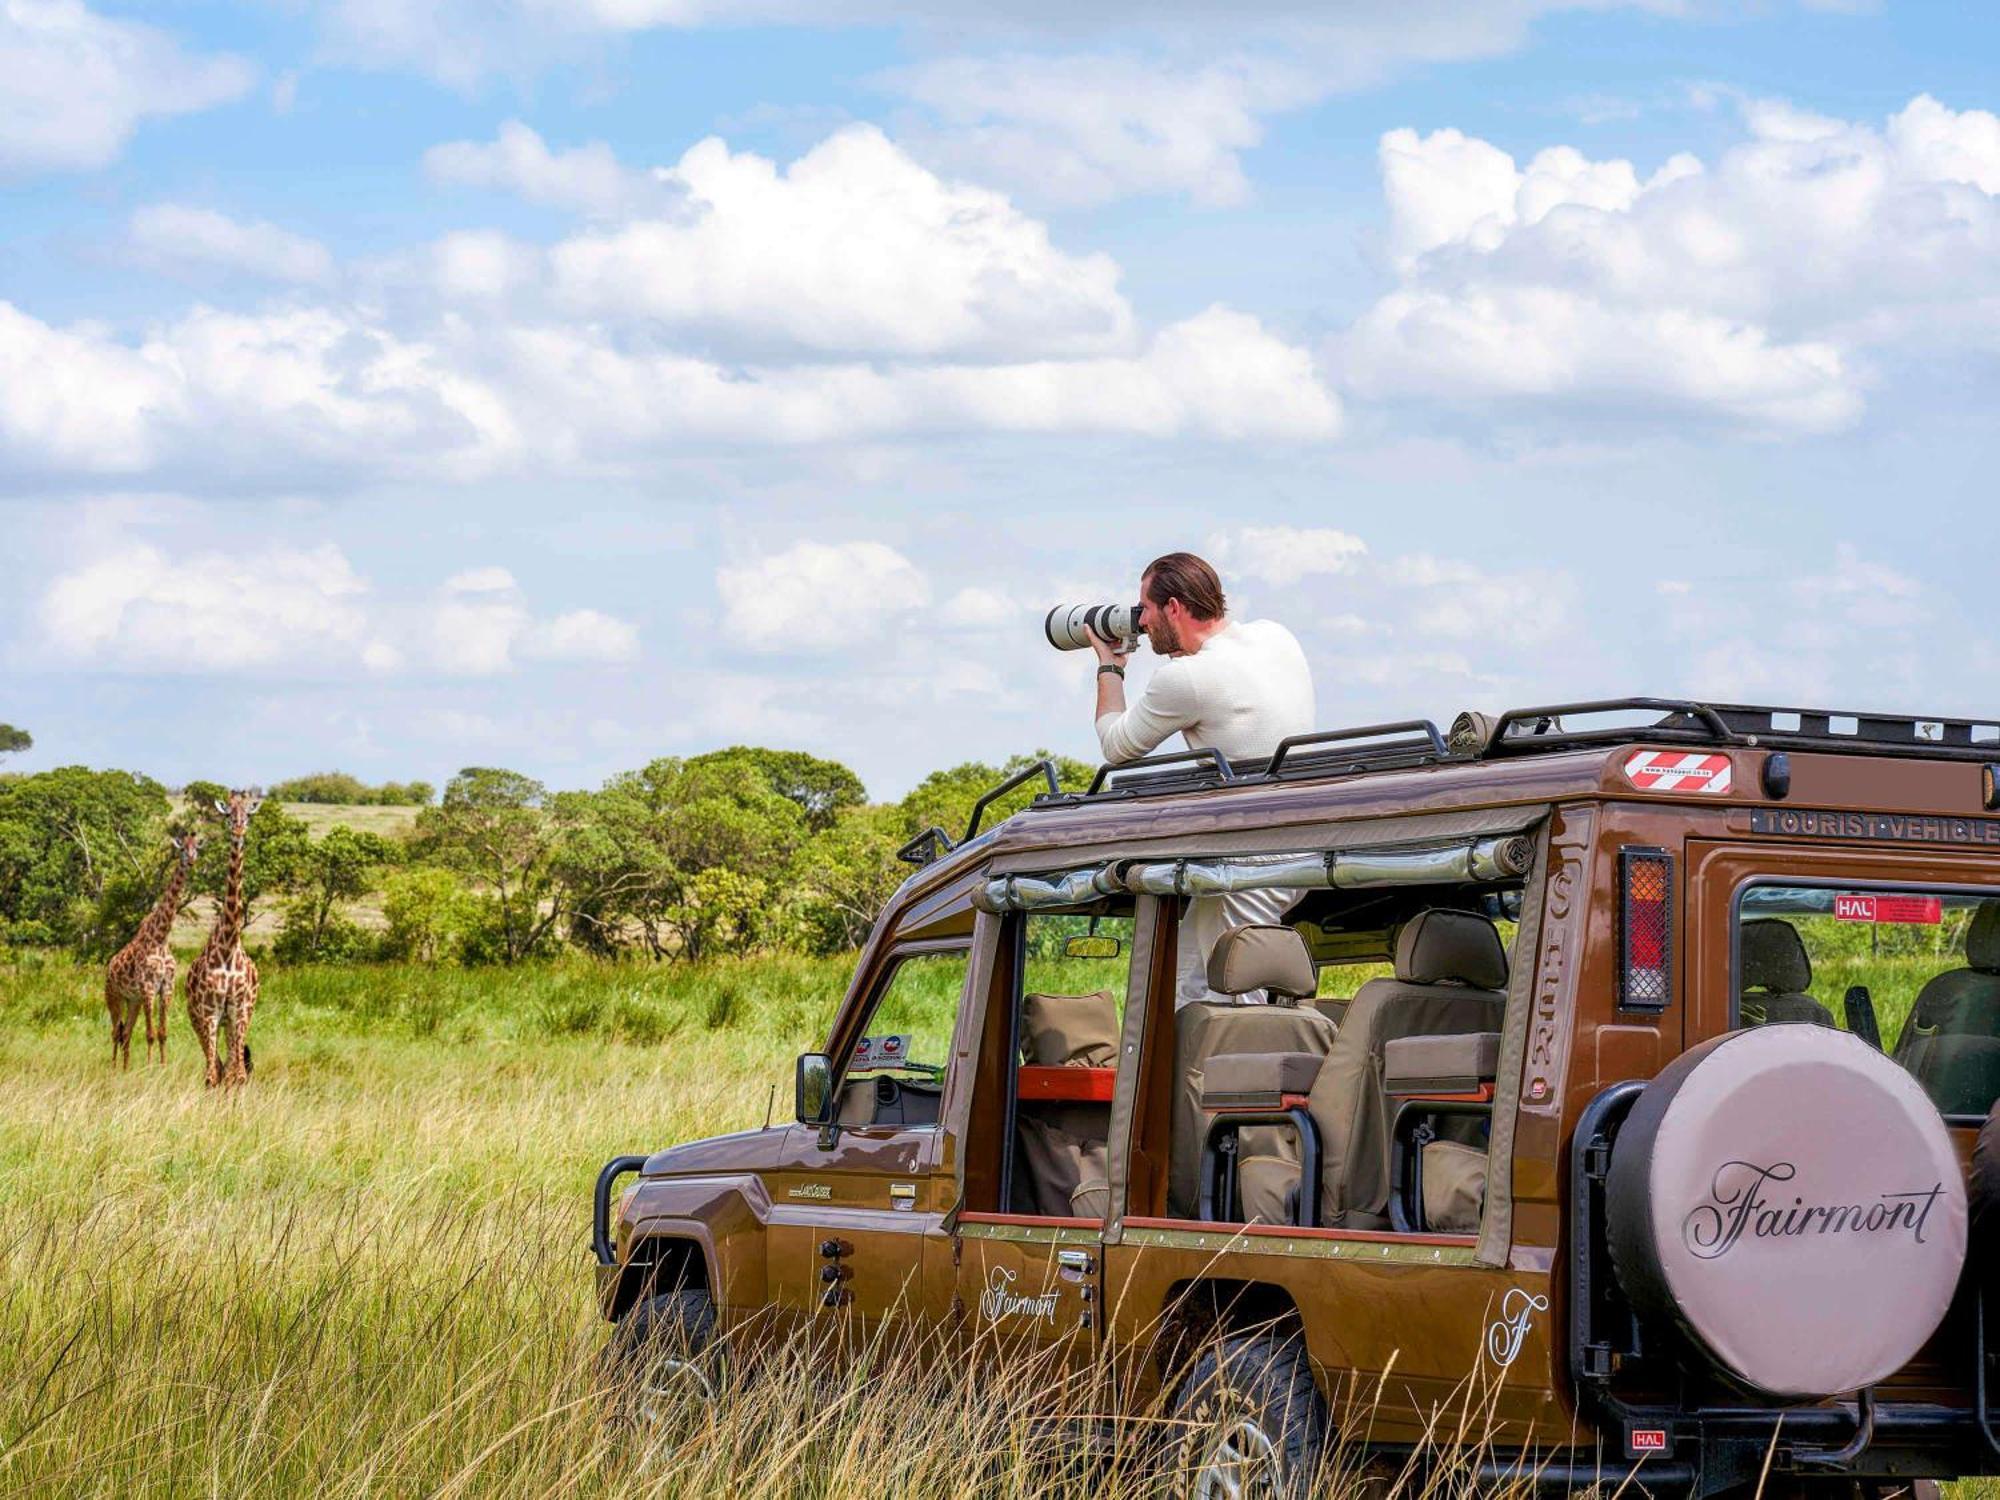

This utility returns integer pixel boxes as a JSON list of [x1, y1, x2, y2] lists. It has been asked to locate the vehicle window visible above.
[[851, 950, 971, 1083], [1735, 887, 2000, 1119], [1022, 911, 1134, 1017]]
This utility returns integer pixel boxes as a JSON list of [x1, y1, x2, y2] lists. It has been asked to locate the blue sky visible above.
[[3, 0, 1996, 798]]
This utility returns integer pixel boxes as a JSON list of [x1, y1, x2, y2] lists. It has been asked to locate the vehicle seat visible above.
[[1014, 990, 1118, 1217], [1895, 901, 2000, 1118], [1237, 910, 1509, 1229], [1169, 925, 1337, 1217], [1739, 919, 1836, 1028]]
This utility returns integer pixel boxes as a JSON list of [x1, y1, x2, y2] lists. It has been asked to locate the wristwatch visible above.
[[1097, 663, 1125, 678]]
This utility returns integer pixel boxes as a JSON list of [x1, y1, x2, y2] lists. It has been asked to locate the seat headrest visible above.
[[1970, 900, 2000, 975], [1394, 910, 1508, 990], [1741, 919, 1812, 995], [1206, 924, 1317, 999]]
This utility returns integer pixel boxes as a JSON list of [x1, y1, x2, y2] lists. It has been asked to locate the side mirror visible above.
[[1062, 934, 1122, 960], [795, 1052, 834, 1126]]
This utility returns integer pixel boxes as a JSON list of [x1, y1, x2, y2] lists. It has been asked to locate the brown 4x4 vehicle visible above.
[[593, 698, 2000, 1496]]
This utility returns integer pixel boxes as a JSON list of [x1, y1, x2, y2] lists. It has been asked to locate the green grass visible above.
[[4, 950, 1997, 1497]]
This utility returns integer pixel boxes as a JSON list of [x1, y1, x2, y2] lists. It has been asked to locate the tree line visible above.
[[0, 748, 1090, 965]]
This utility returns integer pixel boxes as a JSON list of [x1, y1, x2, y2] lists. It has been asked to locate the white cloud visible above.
[[129, 204, 335, 286], [0, 0, 253, 175], [37, 542, 375, 672], [716, 540, 932, 653], [1337, 94, 2000, 435], [550, 125, 1134, 358], [939, 587, 1019, 630], [887, 54, 1312, 208], [35, 536, 638, 677], [1212, 525, 1367, 586], [444, 565, 517, 594], [424, 121, 674, 219]]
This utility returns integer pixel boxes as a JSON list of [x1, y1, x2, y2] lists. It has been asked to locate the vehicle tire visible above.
[[1605, 1026, 1966, 1400], [1166, 1330, 1329, 1500], [605, 1288, 720, 1435]]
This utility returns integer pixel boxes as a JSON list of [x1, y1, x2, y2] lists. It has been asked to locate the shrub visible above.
[[379, 869, 474, 963]]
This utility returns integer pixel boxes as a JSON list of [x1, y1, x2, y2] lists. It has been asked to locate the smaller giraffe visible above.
[[106, 828, 201, 1068], [186, 788, 263, 1089]]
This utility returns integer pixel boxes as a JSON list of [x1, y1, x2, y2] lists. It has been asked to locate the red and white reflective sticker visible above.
[[1624, 751, 1733, 795]]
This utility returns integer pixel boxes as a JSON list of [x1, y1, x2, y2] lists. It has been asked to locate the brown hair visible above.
[[1141, 552, 1226, 621]]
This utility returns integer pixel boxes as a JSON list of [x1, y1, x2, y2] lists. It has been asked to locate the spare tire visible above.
[[1971, 1100, 2000, 1253], [1606, 1026, 1966, 1400]]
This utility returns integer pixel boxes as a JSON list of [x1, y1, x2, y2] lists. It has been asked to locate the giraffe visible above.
[[185, 788, 262, 1089], [105, 828, 201, 1068]]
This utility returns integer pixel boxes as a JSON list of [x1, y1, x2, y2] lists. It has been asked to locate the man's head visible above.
[[1139, 552, 1227, 655]]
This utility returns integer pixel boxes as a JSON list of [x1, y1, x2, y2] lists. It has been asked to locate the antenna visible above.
[[763, 1083, 776, 1131]]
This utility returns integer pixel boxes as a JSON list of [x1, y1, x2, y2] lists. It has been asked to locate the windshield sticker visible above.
[[1748, 809, 2000, 848], [1625, 751, 1733, 794], [1834, 893, 1943, 925], [852, 1034, 911, 1067]]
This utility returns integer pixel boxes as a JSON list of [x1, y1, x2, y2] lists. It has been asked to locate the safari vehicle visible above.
[[593, 698, 2000, 1496]]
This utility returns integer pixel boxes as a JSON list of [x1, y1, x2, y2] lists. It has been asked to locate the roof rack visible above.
[[898, 759, 1065, 867], [1479, 697, 2000, 762]]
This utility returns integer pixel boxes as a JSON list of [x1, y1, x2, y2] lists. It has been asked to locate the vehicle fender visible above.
[[608, 1172, 772, 1319]]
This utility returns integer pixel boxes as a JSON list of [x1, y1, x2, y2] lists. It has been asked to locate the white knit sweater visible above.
[[1094, 617, 1315, 768]]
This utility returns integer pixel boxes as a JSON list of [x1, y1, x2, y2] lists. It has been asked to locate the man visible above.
[[1089, 552, 1315, 1006]]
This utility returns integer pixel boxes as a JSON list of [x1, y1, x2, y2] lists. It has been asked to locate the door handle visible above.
[[1057, 1249, 1094, 1280]]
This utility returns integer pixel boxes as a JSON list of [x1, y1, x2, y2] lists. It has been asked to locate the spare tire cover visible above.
[[1606, 1026, 1966, 1399]]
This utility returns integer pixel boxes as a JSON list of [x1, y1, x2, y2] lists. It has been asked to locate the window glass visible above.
[[1022, 911, 1135, 1017], [852, 950, 970, 1081], [1735, 887, 2000, 1119]]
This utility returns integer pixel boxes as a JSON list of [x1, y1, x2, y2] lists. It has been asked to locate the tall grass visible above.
[[3, 953, 1996, 1497]]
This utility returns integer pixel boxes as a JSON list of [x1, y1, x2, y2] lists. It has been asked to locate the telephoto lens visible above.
[[1044, 603, 1144, 652]]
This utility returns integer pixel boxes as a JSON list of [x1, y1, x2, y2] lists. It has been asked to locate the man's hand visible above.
[[1088, 626, 1133, 667]]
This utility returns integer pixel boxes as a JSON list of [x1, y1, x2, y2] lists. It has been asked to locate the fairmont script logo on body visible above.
[[1681, 1160, 1946, 1260], [978, 1265, 1059, 1325]]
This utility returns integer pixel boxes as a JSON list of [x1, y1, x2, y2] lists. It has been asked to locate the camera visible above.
[[1044, 603, 1144, 653]]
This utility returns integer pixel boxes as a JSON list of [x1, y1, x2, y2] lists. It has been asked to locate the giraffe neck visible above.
[[136, 855, 191, 949], [213, 829, 247, 953]]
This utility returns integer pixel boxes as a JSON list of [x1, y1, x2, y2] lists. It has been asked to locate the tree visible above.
[[379, 867, 476, 962], [413, 768, 578, 963], [277, 825, 394, 960], [693, 748, 865, 832], [0, 766, 171, 952], [0, 725, 29, 761], [785, 803, 909, 955]]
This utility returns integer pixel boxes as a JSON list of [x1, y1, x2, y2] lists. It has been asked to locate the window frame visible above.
[[832, 937, 974, 1133], [1729, 873, 2000, 1124]]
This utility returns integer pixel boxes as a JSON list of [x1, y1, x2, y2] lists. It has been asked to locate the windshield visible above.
[[1734, 884, 2000, 1120]]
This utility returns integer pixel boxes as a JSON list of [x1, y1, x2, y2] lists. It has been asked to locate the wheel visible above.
[[1166, 1330, 1329, 1500], [605, 1289, 720, 1439]]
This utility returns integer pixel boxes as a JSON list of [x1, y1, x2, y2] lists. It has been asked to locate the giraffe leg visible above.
[[222, 997, 247, 1088], [192, 998, 220, 1089], [150, 978, 170, 1065]]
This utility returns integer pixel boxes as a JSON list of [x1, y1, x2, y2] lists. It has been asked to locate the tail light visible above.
[[1619, 846, 1673, 1012]]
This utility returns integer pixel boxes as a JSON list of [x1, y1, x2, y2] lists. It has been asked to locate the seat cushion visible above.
[[1015, 1104, 1110, 1218], [1742, 991, 1836, 1028], [1384, 1031, 1501, 1094], [1170, 1000, 1337, 1217], [1421, 1140, 1487, 1234], [1020, 990, 1118, 1067], [1200, 1050, 1325, 1109], [1236, 1153, 1301, 1225], [1207, 924, 1317, 999]]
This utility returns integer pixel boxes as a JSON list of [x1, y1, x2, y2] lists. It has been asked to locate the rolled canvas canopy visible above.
[[971, 832, 1537, 914]]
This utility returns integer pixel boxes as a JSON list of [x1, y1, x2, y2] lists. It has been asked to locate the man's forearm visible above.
[[1094, 668, 1127, 725]]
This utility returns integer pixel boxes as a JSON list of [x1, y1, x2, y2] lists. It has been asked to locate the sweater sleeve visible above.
[[1095, 658, 1201, 765]]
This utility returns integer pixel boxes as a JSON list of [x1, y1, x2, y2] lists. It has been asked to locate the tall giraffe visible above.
[[186, 789, 262, 1089], [105, 828, 201, 1068]]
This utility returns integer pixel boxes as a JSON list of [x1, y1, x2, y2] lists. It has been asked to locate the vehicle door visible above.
[[949, 906, 1137, 1368], [1688, 836, 2000, 1119], [768, 942, 972, 1341]]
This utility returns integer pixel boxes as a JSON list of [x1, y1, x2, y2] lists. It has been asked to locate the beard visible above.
[[1145, 615, 1182, 655]]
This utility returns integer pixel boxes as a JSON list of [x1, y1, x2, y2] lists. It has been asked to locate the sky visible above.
[[2, 0, 1997, 800]]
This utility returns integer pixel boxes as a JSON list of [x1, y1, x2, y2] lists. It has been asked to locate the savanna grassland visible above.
[[1, 896, 1994, 1494]]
